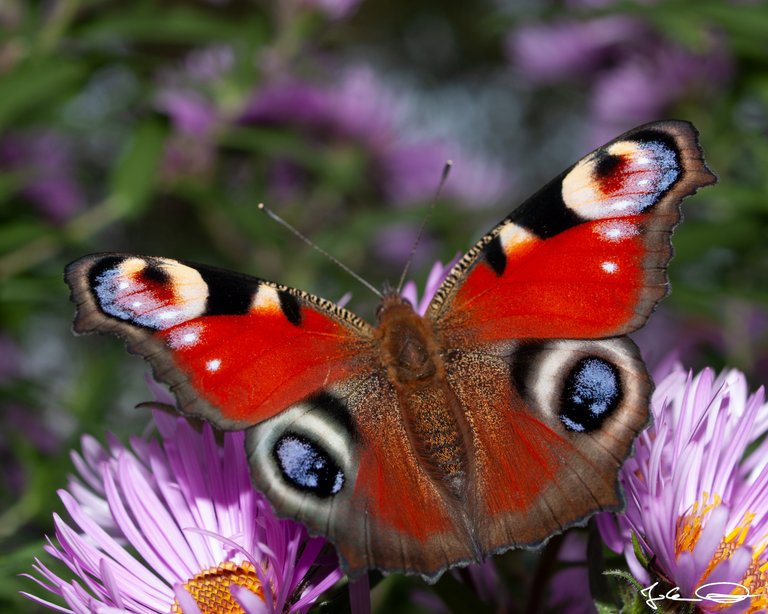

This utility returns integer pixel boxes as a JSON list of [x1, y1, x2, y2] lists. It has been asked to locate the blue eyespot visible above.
[[560, 357, 621, 432], [273, 434, 344, 497]]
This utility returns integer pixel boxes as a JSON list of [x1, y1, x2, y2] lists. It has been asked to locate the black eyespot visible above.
[[594, 150, 623, 179], [273, 433, 344, 497], [560, 357, 622, 432], [139, 262, 170, 284]]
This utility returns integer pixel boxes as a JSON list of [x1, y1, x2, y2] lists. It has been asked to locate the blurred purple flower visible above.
[[372, 222, 441, 268], [545, 532, 595, 614], [508, 15, 731, 144], [380, 140, 509, 209], [156, 90, 218, 138], [296, 0, 362, 20], [597, 366, 768, 611], [0, 334, 20, 383], [0, 131, 84, 222], [243, 67, 510, 207], [155, 45, 235, 138], [24, 408, 343, 613], [633, 304, 768, 382], [510, 17, 643, 85], [155, 45, 235, 181], [0, 405, 61, 497]]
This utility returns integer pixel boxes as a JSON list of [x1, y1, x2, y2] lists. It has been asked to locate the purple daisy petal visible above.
[[598, 364, 768, 610], [26, 406, 344, 612]]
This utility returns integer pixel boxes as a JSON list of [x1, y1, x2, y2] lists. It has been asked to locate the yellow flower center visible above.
[[675, 493, 767, 613], [171, 560, 265, 614]]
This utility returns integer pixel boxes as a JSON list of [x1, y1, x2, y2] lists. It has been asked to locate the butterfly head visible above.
[[375, 292, 438, 385]]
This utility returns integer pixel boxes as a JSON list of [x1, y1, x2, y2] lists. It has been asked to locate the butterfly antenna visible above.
[[257, 203, 383, 298], [395, 160, 452, 294]]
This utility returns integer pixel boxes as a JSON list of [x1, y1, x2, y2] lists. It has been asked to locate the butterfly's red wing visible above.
[[66, 254, 375, 428], [429, 121, 716, 343], [66, 254, 471, 577], [426, 120, 716, 555]]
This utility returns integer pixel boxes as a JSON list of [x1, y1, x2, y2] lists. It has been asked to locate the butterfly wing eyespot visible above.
[[247, 390, 359, 506], [510, 338, 650, 438], [442, 337, 651, 551]]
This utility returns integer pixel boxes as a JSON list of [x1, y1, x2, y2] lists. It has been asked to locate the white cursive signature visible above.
[[641, 581, 760, 610]]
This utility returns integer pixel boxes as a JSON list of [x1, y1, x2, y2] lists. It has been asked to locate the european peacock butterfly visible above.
[[65, 120, 716, 580]]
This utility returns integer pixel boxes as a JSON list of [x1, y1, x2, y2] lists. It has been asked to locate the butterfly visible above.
[[65, 120, 716, 581]]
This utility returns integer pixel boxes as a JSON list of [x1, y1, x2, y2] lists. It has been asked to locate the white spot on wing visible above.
[[594, 220, 639, 243], [601, 261, 618, 274], [206, 358, 221, 372], [167, 323, 204, 349]]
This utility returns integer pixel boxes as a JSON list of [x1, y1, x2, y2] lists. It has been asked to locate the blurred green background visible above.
[[1, 0, 767, 611]]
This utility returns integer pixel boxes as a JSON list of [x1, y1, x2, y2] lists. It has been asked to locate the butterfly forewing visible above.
[[428, 120, 716, 343], [66, 254, 374, 429]]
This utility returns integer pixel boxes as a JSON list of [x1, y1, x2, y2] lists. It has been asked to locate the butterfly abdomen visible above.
[[376, 296, 470, 496]]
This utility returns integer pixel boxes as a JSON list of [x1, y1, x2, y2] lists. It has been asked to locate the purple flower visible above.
[[154, 45, 235, 181], [633, 304, 768, 395], [156, 90, 218, 138], [243, 68, 510, 208], [588, 37, 731, 144], [0, 131, 84, 223], [379, 140, 509, 209], [508, 15, 731, 144], [295, 0, 362, 20], [597, 366, 768, 612], [509, 17, 643, 85], [24, 407, 343, 613], [400, 258, 459, 315], [545, 533, 595, 614]]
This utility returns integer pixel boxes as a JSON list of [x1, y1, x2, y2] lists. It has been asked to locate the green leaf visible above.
[[0, 220, 49, 253], [630, 532, 650, 570], [75, 7, 266, 45], [108, 120, 168, 217], [594, 601, 620, 614], [0, 59, 86, 129]]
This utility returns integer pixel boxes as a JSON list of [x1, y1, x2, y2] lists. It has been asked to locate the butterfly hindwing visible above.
[[444, 337, 651, 551], [244, 375, 475, 578]]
